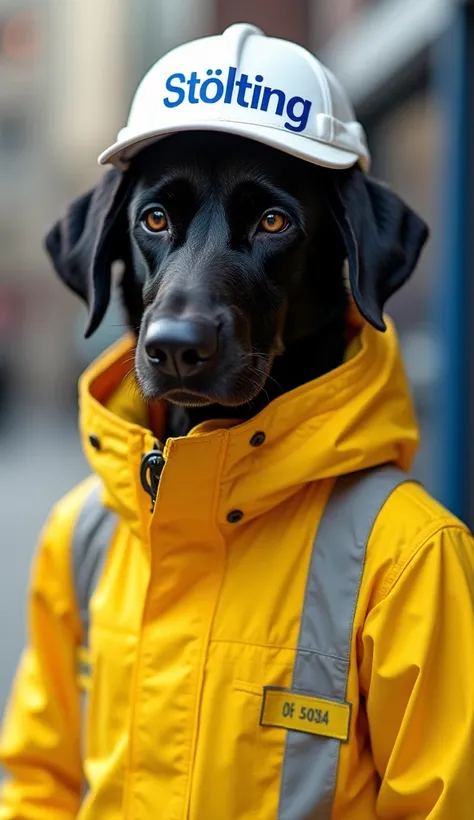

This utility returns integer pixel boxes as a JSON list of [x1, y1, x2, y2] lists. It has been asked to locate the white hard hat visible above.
[[98, 23, 370, 172]]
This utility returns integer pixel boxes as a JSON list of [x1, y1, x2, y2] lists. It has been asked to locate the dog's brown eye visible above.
[[260, 213, 289, 233], [143, 208, 168, 233]]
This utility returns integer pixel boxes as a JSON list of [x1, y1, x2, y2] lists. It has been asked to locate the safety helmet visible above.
[[98, 23, 370, 172]]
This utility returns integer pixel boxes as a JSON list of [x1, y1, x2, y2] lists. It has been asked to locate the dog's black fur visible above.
[[45, 132, 428, 439]]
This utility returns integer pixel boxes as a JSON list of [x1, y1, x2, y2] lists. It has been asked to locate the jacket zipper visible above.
[[140, 443, 165, 511]]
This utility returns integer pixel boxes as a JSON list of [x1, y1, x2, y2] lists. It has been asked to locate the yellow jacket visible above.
[[1, 317, 474, 819]]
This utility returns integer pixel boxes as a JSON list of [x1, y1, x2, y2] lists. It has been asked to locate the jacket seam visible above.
[[375, 520, 470, 604], [290, 646, 348, 663], [210, 638, 346, 662]]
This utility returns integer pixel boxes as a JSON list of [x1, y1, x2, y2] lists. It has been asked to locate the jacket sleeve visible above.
[[360, 523, 474, 818], [0, 496, 85, 820]]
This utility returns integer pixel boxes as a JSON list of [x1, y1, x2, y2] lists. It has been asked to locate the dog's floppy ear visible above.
[[44, 169, 132, 338], [329, 165, 429, 331]]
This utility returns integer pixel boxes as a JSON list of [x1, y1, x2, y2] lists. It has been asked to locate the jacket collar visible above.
[[79, 317, 419, 539]]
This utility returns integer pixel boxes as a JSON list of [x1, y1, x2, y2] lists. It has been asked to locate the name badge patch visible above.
[[260, 687, 351, 741]]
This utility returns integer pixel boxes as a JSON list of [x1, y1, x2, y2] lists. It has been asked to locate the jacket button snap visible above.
[[89, 434, 101, 451], [250, 431, 266, 447], [227, 509, 243, 524]]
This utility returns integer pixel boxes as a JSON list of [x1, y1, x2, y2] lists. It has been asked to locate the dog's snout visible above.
[[144, 318, 219, 378]]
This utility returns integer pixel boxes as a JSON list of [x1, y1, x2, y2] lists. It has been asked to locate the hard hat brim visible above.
[[98, 119, 365, 171]]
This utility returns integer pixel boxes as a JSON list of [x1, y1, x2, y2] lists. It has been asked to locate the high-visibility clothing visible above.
[[1, 317, 474, 819]]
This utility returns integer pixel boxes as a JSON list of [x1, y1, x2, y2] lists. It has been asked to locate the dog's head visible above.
[[45, 131, 428, 409]]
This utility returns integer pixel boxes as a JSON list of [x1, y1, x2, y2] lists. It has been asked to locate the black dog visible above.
[[45, 131, 428, 438]]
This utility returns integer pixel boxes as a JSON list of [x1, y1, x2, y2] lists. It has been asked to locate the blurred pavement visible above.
[[0, 409, 87, 720]]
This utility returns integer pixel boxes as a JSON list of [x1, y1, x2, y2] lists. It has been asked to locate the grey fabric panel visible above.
[[72, 481, 118, 802], [72, 481, 118, 647], [278, 465, 410, 820]]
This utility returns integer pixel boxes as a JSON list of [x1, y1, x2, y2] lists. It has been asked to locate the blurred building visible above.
[[0, 0, 127, 407]]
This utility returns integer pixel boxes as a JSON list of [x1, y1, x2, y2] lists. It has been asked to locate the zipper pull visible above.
[[140, 443, 165, 512]]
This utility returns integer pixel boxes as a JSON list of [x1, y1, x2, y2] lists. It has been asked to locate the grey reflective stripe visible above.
[[72, 481, 118, 647], [278, 464, 410, 820], [78, 660, 91, 678]]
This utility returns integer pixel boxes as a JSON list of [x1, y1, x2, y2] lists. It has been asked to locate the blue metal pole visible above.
[[432, 2, 471, 521]]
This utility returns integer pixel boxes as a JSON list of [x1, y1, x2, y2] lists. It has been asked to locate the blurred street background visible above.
[[0, 0, 472, 718]]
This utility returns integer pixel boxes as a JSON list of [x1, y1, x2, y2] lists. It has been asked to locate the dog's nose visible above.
[[144, 318, 219, 378]]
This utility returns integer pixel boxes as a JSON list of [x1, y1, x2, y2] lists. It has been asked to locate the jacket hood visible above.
[[79, 315, 419, 537]]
